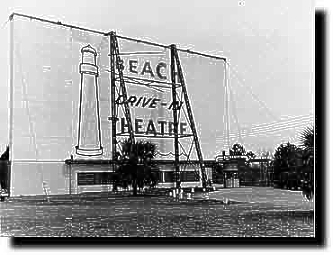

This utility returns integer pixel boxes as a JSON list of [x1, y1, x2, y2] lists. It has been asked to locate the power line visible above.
[[1, 18, 9, 30], [251, 113, 313, 129], [250, 115, 313, 133], [228, 84, 244, 144], [227, 62, 279, 122], [10, 13, 227, 61], [226, 120, 312, 139]]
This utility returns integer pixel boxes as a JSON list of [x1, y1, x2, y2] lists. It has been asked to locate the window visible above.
[[77, 172, 117, 186], [164, 171, 174, 183], [78, 173, 95, 186], [180, 171, 199, 182], [162, 171, 199, 183]]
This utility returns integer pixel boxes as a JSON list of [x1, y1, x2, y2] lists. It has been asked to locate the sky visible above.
[[0, 0, 315, 156]]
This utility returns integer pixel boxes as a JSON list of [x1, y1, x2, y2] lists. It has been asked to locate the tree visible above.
[[273, 142, 301, 170], [298, 126, 314, 200], [245, 150, 256, 167], [230, 143, 246, 156], [273, 143, 298, 177], [299, 125, 314, 167], [0, 146, 9, 160], [0, 146, 9, 192], [115, 139, 159, 196], [246, 151, 256, 160], [272, 142, 303, 188]]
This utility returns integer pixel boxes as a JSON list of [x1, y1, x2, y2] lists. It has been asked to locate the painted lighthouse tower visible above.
[[75, 44, 103, 156]]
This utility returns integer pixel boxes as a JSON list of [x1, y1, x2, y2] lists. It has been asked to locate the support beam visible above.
[[109, 32, 117, 161], [170, 44, 180, 189], [8, 14, 14, 198], [8, 14, 14, 163], [225, 63, 230, 150], [109, 32, 135, 144], [172, 45, 208, 188]]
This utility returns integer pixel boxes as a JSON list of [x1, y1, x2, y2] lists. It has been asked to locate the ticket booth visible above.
[[223, 162, 240, 188]]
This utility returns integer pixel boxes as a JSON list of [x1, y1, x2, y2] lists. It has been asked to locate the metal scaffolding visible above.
[[108, 36, 221, 188]]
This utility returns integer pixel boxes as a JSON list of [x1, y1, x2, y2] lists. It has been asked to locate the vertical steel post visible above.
[[109, 32, 117, 161], [225, 63, 230, 151], [8, 14, 14, 163], [8, 14, 14, 197], [170, 44, 180, 189]]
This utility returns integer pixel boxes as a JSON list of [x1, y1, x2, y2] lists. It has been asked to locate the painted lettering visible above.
[[124, 60, 170, 80], [140, 61, 155, 77], [135, 96, 143, 107], [129, 60, 138, 74], [168, 101, 183, 110], [121, 118, 129, 133], [135, 118, 143, 134], [146, 119, 156, 135], [120, 118, 188, 137], [180, 122, 187, 135], [149, 98, 161, 109], [142, 97, 153, 108], [156, 62, 167, 80], [127, 95, 137, 106], [168, 122, 174, 136], [157, 120, 167, 135]]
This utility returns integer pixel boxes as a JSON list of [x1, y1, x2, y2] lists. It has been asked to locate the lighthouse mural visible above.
[[75, 44, 103, 156]]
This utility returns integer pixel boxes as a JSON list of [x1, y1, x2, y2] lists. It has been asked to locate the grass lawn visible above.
[[0, 191, 314, 237]]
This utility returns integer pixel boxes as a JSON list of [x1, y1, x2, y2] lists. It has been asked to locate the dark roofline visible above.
[[65, 158, 217, 166], [249, 158, 271, 163]]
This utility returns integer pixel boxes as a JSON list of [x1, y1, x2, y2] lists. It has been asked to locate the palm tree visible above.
[[298, 126, 314, 200], [115, 139, 159, 196], [299, 125, 314, 167]]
